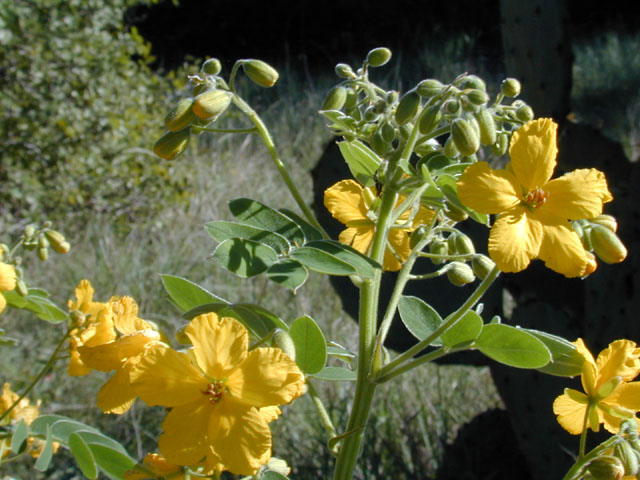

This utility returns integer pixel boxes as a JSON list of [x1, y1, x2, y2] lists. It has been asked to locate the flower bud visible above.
[[464, 89, 489, 106], [418, 105, 442, 135], [501, 78, 521, 97], [164, 98, 196, 132], [584, 251, 598, 276], [16, 278, 28, 297], [24, 225, 36, 240], [516, 105, 534, 122], [490, 132, 509, 156], [452, 232, 475, 255], [264, 457, 291, 476], [201, 58, 222, 75], [37, 247, 48, 262], [591, 214, 618, 233], [192, 90, 232, 120], [615, 440, 639, 476], [444, 136, 459, 157], [456, 75, 486, 91], [344, 88, 358, 110], [451, 118, 480, 156], [445, 99, 461, 114], [409, 226, 428, 249], [370, 130, 389, 156], [242, 59, 279, 87], [381, 123, 395, 143], [472, 254, 495, 280], [322, 86, 347, 111], [366, 47, 392, 67], [193, 82, 213, 97], [416, 79, 444, 98], [475, 109, 497, 145], [591, 225, 627, 264], [429, 239, 448, 265], [44, 230, 70, 254], [37, 234, 49, 250], [272, 328, 296, 361], [364, 106, 379, 122], [443, 202, 469, 222], [335, 63, 356, 79], [395, 90, 420, 125], [447, 262, 475, 286], [587, 456, 625, 480], [153, 129, 191, 160]]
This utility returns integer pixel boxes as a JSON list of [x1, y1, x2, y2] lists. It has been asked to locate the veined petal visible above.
[[599, 404, 633, 434], [324, 180, 369, 226], [457, 162, 520, 214], [607, 382, 640, 411], [575, 338, 598, 395], [159, 401, 210, 466], [338, 226, 374, 256], [68, 280, 105, 317], [553, 392, 588, 435], [509, 118, 558, 190], [96, 360, 137, 414], [384, 229, 411, 272], [538, 224, 589, 278], [259, 406, 281, 423], [227, 348, 305, 407], [208, 401, 272, 475], [595, 340, 640, 386], [488, 210, 543, 273], [543, 169, 612, 220], [79, 332, 158, 372], [83, 308, 117, 347], [130, 346, 205, 407], [184, 314, 248, 378], [111, 296, 146, 335]]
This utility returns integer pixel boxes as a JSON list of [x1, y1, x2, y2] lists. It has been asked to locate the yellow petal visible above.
[[338, 226, 374, 256], [79, 332, 158, 372], [607, 382, 640, 411], [553, 391, 588, 435], [159, 401, 211, 466], [575, 338, 598, 395], [537, 224, 589, 278], [259, 406, 281, 423], [111, 296, 147, 335], [412, 204, 436, 228], [324, 180, 369, 226], [0, 293, 6, 315], [227, 348, 305, 407], [96, 360, 137, 414], [68, 280, 104, 317], [595, 340, 640, 386], [383, 229, 411, 272], [184, 314, 248, 378], [83, 307, 117, 348], [509, 118, 558, 190], [488, 210, 543, 273], [0, 262, 17, 291], [207, 400, 272, 475], [457, 162, 520, 214], [543, 169, 613, 220], [130, 346, 205, 407]]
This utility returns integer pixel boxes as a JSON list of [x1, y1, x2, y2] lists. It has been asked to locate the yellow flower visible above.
[[457, 118, 612, 277], [324, 179, 435, 271], [66, 280, 116, 376], [0, 261, 17, 315], [78, 296, 162, 414], [130, 313, 305, 475], [553, 339, 640, 434]]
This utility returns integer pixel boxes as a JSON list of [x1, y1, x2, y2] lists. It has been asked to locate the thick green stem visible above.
[[374, 347, 450, 383], [306, 380, 338, 448], [331, 189, 397, 480]]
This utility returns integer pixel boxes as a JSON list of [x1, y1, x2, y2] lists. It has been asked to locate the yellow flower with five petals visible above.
[[553, 338, 640, 435], [324, 179, 435, 271], [457, 118, 612, 277], [130, 313, 305, 475]]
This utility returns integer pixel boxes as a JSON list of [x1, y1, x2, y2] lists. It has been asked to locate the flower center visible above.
[[202, 380, 227, 404], [522, 187, 549, 209]]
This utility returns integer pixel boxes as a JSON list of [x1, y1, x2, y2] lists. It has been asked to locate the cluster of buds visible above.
[[585, 422, 640, 480], [572, 214, 627, 267], [20, 221, 70, 262], [153, 58, 280, 160]]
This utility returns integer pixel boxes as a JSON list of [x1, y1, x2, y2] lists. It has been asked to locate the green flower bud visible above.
[[44, 230, 70, 254], [242, 59, 279, 87], [398, 124, 413, 141], [37, 234, 49, 249], [322, 86, 347, 111], [418, 105, 442, 135], [409, 226, 428, 249], [501, 78, 521, 97], [447, 261, 475, 287], [490, 132, 509, 156], [366, 47, 392, 67], [615, 440, 639, 476], [153, 129, 191, 160], [370, 130, 389, 156], [192, 90, 232, 120], [386, 91, 398, 104], [443, 202, 469, 222], [37, 247, 48, 262], [444, 136, 459, 157], [451, 118, 480, 156], [344, 88, 359, 110], [24, 225, 36, 240], [581, 225, 594, 251], [591, 214, 618, 233], [429, 238, 448, 265], [587, 456, 625, 480], [516, 105, 535, 122], [472, 254, 496, 280], [164, 98, 196, 132], [416, 79, 444, 98], [193, 82, 213, 97], [453, 232, 476, 255], [445, 99, 461, 114], [272, 328, 296, 361], [475, 109, 497, 145], [381, 123, 395, 143], [457, 74, 486, 91], [202, 58, 222, 75], [395, 90, 421, 125], [335, 63, 356, 79], [465, 89, 489, 106], [364, 106, 380, 122], [591, 225, 628, 264], [16, 279, 28, 297]]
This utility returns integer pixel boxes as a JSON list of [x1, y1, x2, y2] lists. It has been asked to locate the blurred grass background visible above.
[[1, 1, 639, 478]]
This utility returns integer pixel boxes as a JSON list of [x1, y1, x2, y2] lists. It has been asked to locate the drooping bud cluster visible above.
[[572, 214, 627, 267]]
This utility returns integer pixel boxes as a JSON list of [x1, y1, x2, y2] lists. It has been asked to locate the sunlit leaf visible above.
[[338, 139, 381, 187], [69, 432, 98, 479], [474, 324, 550, 369], [265, 259, 309, 292], [229, 198, 306, 247], [290, 247, 356, 276], [205, 221, 291, 254], [398, 296, 443, 345], [289, 315, 327, 374], [441, 310, 483, 348], [160, 274, 227, 312]]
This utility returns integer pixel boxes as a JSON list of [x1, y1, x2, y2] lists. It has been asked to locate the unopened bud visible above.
[[264, 457, 291, 476], [444, 136, 459, 158], [490, 132, 509, 156], [445, 99, 461, 114], [591, 225, 627, 264], [501, 78, 521, 97], [192, 90, 232, 120], [37, 247, 48, 262], [242, 59, 279, 87], [615, 440, 639, 476], [322, 86, 347, 111], [475, 109, 497, 145], [591, 214, 618, 233], [272, 329, 296, 361], [450, 232, 475, 255], [153, 129, 190, 160], [456, 75, 486, 91], [366, 47, 392, 67], [464, 89, 489, 106], [395, 90, 420, 125], [164, 98, 196, 132], [24, 225, 36, 240], [16, 279, 28, 297], [37, 234, 49, 250], [472, 255, 495, 279], [344, 89, 359, 110], [370, 130, 389, 156], [409, 226, 428, 249], [335, 63, 356, 79], [69, 310, 86, 326], [201, 58, 222, 75], [516, 105, 535, 122], [447, 262, 475, 286], [587, 456, 625, 480], [381, 123, 395, 143], [416, 79, 444, 98], [443, 202, 469, 222], [451, 118, 480, 156], [429, 239, 448, 265], [45, 230, 70, 254], [418, 105, 442, 135]]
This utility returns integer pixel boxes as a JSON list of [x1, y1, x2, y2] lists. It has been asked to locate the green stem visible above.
[[230, 95, 328, 238], [191, 126, 258, 134], [374, 346, 450, 383], [331, 189, 397, 480], [0, 331, 69, 424], [306, 380, 338, 447], [375, 266, 500, 380], [561, 436, 618, 480], [579, 403, 593, 458]]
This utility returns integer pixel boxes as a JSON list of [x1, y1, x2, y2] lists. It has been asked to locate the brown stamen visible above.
[[523, 187, 549, 209], [202, 381, 227, 404]]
